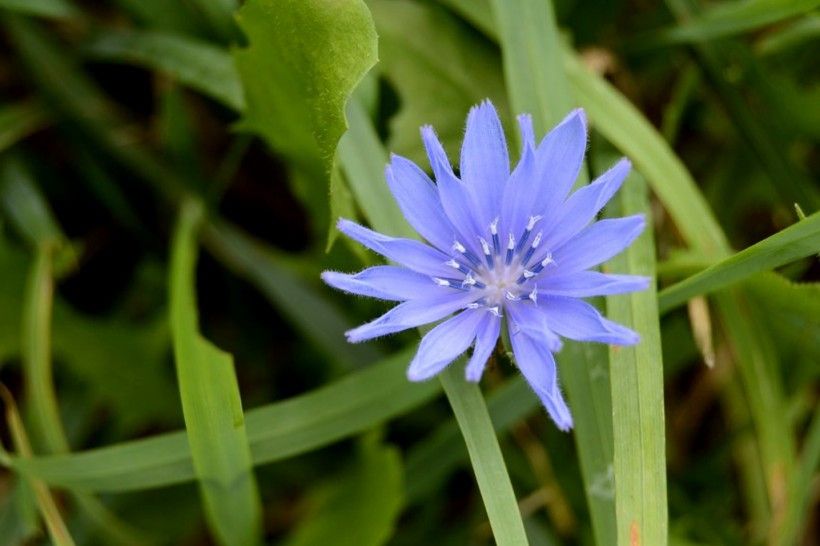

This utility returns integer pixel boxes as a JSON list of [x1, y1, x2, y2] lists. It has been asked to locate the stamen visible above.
[[528, 286, 538, 303], [488, 306, 502, 317], [434, 277, 473, 291], [520, 230, 542, 265], [479, 237, 494, 268], [453, 240, 482, 268], [505, 290, 518, 301], [460, 273, 486, 289], [432, 277, 450, 287], [489, 217, 499, 235], [489, 218, 501, 255], [515, 215, 543, 254], [505, 233, 515, 265]]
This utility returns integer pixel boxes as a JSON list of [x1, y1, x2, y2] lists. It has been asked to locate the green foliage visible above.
[[169, 199, 262, 546], [234, 0, 377, 180], [0, 0, 818, 545]]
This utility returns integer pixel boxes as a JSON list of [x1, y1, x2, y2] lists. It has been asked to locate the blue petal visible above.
[[508, 317, 573, 431], [539, 296, 639, 345], [346, 291, 477, 343], [460, 100, 509, 228], [386, 155, 456, 252], [507, 302, 563, 352], [421, 126, 482, 252], [321, 266, 442, 301], [549, 215, 645, 273], [517, 114, 535, 150], [499, 138, 536, 241], [543, 158, 631, 249], [337, 219, 453, 277], [501, 109, 586, 239], [407, 309, 486, 381], [421, 124, 455, 184], [465, 313, 501, 382], [538, 271, 650, 298]]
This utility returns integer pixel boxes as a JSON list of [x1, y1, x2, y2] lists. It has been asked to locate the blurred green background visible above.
[[0, 0, 817, 545]]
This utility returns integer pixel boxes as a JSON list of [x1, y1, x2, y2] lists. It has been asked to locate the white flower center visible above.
[[436, 216, 556, 315]]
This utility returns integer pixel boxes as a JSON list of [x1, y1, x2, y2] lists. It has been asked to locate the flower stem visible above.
[[439, 363, 529, 546]]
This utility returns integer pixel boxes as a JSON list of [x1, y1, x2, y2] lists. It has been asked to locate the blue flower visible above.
[[322, 101, 648, 430]]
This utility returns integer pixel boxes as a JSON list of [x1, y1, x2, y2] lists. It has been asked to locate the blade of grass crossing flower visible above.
[[489, 1, 624, 543], [606, 171, 668, 545], [658, 212, 820, 314], [439, 364, 529, 545], [11, 347, 434, 492], [0, 386, 75, 546], [170, 199, 263, 546], [489, 0, 572, 133]]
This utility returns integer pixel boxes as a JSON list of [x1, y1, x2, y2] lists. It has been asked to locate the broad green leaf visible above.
[[606, 171, 668, 546], [662, 0, 820, 43], [85, 29, 245, 111], [658, 212, 820, 313], [0, 0, 76, 18], [234, 0, 377, 179], [0, 101, 48, 153], [746, 274, 820, 368], [284, 436, 403, 546], [12, 347, 435, 492], [439, 364, 529, 545], [371, 0, 509, 165], [169, 199, 262, 546]]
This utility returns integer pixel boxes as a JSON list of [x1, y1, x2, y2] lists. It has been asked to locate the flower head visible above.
[[322, 100, 648, 430]]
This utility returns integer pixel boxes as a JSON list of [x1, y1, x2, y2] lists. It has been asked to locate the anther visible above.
[[479, 237, 494, 268], [528, 286, 538, 303], [453, 240, 482, 268], [488, 306, 502, 317], [432, 277, 450, 287], [489, 218, 501, 255], [505, 233, 515, 265], [520, 230, 542, 265]]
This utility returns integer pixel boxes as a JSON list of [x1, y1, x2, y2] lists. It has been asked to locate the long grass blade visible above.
[[606, 170, 668, 545], [659, 211, 820, 313], [12, 347, 433, 492], [0, 386, 75, 546], [169, 198, 263, 546]]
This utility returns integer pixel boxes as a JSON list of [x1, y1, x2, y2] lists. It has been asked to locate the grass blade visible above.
[[0, 0, 77, 19], [606, 170, 668, 545], [12, 347, 433, 492], [0, 387, 75, 546], [439, 365, 529, 545], [0, 100, 49, 153], [85, 29, 244, 110], [203, 220, 382, 370], [659, 211, 820, 313], [488, 1, 623, 543], [661, 0, 820, 43], [169, 199, 262, 546]]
